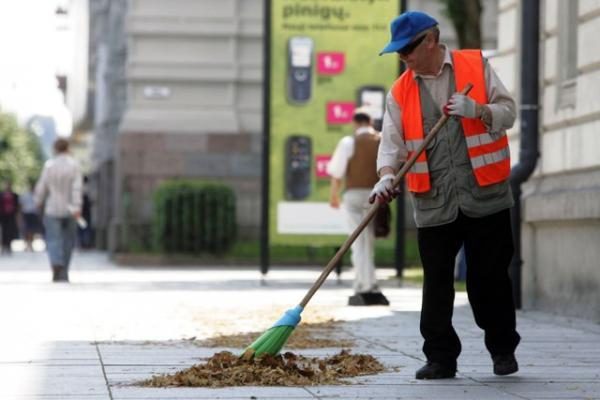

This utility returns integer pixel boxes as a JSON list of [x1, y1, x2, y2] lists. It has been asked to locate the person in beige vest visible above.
[[327, 108, 389, 306]]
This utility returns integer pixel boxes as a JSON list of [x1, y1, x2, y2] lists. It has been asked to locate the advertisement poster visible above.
[[268, 0, 400, 245]]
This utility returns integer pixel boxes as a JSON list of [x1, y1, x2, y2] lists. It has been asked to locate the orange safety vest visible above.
[[391, 49, 510, 193]]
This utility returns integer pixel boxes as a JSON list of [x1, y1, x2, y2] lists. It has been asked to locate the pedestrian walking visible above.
[[34, 138, 82, 282], [328, 107, 389, 306], [0, 180, 19, 255], [20, 181, 42, 251], [370, 11, 520, 379], [77, 175, 94, 249]]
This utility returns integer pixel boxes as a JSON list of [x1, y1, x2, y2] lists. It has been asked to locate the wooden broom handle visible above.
[[298, 83, 474, 309]]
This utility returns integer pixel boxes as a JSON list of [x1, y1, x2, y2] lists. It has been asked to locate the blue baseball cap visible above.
[[379, 11, 438, 56]]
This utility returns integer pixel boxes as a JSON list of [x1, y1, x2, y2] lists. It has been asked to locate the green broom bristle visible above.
[[242, 325, 295, 358], [241, 306, 302, 360]]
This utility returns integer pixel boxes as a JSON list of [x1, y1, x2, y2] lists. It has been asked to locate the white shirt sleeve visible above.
[[326, 136, 355, 179], [484, 58, 517, 134], [34, 165, 49, 208], [377, 92, 408, 174]]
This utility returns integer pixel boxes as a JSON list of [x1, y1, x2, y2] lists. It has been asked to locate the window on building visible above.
[[556, 1, 578, 109]]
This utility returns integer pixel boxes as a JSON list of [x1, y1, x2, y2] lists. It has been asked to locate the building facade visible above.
[[495, 0, 600, 320], [111, 0, 263, 249], [108, 0, 499, 251]]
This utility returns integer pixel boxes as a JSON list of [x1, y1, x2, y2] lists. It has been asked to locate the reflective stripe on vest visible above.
[[411, 161, 429, 173], [465, 131, 505, 148], [391, 49, 510, 193], [405, 139, 424, 151], [471, 147, 510, 168]]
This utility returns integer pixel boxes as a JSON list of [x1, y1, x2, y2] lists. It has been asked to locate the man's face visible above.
[[398, 32, 431, 72]]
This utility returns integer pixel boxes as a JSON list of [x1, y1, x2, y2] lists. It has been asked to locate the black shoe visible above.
[[415, 362, 456, 380], [493, 354, 518, 376], [348, 291, 390, 306], [348, 293, 368, 306], [365, 291, 390, 305], [53, 266, 69, 283], [52, 266, 61, 282], [57, 269, 69, 282]]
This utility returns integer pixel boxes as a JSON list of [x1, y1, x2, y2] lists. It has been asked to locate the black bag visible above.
[[374, 203, 391, 238]]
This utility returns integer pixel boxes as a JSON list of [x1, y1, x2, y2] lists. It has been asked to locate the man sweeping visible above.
[[370, 11, 520, 379]]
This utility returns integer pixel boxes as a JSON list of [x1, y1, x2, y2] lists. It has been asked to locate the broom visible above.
[[241, 83, 474, 360]]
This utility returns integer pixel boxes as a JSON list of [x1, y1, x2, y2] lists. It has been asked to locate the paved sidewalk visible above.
[[0, 250, 599, 399]]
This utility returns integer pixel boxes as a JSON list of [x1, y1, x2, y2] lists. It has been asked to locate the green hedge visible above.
[[152, 180, 236, 254]]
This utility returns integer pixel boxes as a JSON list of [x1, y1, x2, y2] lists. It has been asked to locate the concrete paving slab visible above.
[[0, 371, 108, 398], [0, 364, 105, 379], [111, 386, 316, 399], [106, 369, 186, 385], [1, 251, 600, 399], [485, 381, 600, 399], [4, 396, 109, 400], [306, 383, 524, 399], [471, 371, 600, 383], [0, 342, 98, 364]]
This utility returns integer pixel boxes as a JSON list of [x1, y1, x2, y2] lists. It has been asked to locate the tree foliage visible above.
[[439, 0, 483, 49], [0, 110, 44, 191]]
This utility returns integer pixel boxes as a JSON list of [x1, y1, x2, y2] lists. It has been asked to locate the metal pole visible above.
[[394, 0, 408, 278], [509, 0, 540, 309], [260, 0, 271, 275]]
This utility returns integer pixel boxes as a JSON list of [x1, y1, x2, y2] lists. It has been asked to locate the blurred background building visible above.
[[494, 0, 600, 320], [1, 0, 599, 320], [0, 0, 497, 251], [98, 0, 499, 252], [109, 0, 263, 251], [88, 0, 600, 320]]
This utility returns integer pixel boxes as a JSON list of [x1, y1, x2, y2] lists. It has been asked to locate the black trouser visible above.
[[417, 209, 520, 367]]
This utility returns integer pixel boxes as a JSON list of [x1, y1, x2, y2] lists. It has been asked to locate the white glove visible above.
[[368, 174, 398, 204], [446, 94, 478, 118]]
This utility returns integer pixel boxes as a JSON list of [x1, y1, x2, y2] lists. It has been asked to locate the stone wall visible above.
[[522, 168, 600, 320], [116, 132, 261, 245], [495, 0, 600, 320]]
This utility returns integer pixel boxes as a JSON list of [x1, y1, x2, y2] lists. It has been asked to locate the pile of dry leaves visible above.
[[140, 350, 384, 387]]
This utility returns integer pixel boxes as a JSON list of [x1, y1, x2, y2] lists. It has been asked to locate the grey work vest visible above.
[[409, 76, 514, 228]]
